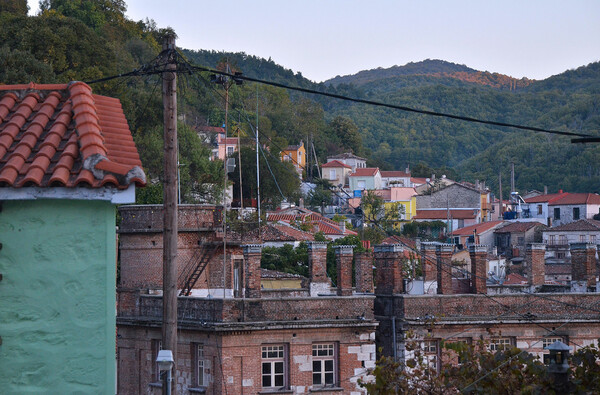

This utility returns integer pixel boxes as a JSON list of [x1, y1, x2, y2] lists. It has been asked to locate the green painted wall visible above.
[[0, 199, 116, 394]]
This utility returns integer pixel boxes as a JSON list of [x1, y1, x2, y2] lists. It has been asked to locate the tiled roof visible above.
[[495, 221, 546, 233], [382, 235, 418, 251], [549, 193, 600, 206], [410, 177, 428, 185], [545, 264, 571, 275], [266, 208, 357, 236], [0, 82, 145, 189], [524, 192, 569, 204], [219, 137, 239, 145], [284, 143, 303, 151], [381, 170, 410, 178], [322, 160, 351, 169], [451, 220, 504, 236], [196, 125, 225, 134], [327, 152, 366, 161], [414, 209, 477, 220], [546, 219, 600, 232], [257, 223, 315, 242], [503, 273, 528, 285], [349, 167, 379, 177]]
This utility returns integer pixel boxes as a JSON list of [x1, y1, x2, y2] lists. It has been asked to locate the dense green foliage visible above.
[[261, 243, 309, 277]]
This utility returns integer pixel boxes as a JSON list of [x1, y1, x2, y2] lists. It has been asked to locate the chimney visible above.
[[420, 242, 438, 282], [299, 198, 304, 208], [339, 220, 346, 234], [570, 243, 596, 290], [334, 245, 354, 296], [436, 244, 454, 294], [243, 244, 263, 298], [374, 244, 404, 295], [525, 243, 546, 288], [355, 250, 374, 293], [544, 186, 548, 195], [308, 241, 329, 296], [469, 244, 488, 294]]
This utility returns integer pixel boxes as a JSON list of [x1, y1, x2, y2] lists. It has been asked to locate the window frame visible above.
[[329, 169, 337, 181], [312, 343, 337, 388], [488, 337, 513, 352], [261, 344, 287, 390], [573, 207, 580, 220], [192, 343, 209, 387], [554, 207, 560, 220], [422, 339, 440, 372], [152, 339, 163, 382]]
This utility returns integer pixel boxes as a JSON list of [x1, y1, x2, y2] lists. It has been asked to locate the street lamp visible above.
[[156, 349, 175, 395]]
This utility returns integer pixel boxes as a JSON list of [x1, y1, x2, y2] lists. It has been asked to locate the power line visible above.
[[187, 64, 597, 139]]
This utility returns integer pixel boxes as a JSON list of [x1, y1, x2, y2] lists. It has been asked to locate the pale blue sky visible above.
[[28, 0, 600, 82]]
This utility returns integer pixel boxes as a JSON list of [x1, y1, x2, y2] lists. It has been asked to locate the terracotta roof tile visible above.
[[322, 160, 351, 169], [524, 193, 569, 204], [451, 220, 505, 236], [0, 82, 145, 189], [381, 170, 410, 178], [415, 209, 477, 220], [495, 221, 546, 233], [349, 167, 379, 177], [549, 193, 600, 206], [546, 219, 600, 232]]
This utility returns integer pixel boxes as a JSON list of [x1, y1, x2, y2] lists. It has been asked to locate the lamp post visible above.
[[545, 340, 571, 394], [156, 349, 175, 395]]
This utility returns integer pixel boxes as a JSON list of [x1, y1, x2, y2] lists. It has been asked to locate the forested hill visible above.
[[325, 59, 534, 91]]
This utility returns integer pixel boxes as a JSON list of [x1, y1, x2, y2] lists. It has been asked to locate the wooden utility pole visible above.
[[162, 34, 178, 395], [498, 171, 503, 220]]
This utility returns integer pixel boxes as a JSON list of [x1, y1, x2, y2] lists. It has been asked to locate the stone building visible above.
[[116, 205, 377, 394]]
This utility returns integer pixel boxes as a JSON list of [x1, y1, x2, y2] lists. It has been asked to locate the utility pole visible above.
[[256, 85, 261, 229], [511, 162, 515, 193], [161, 34, 178, 395], [498, 171, 503, 220]]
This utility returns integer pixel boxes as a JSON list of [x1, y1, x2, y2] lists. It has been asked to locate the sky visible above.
[[28, 0, 600, 83]]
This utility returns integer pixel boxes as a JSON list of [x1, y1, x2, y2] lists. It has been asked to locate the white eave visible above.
[[0, 184, 136, 204]]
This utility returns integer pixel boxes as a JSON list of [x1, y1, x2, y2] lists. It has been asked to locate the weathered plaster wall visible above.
[[0, 199, 116, 394]]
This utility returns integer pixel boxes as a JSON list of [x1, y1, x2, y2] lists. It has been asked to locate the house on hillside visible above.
[[521, 192, 569, 224], [494, 221, 547, 258], [0, 82, 146, 393], [450, 220, 505, 250], [415, 182, 491, 229], [326, 152, 366, 172], [549, 193, 600, 227], [280, 141, 306, 176], [321, 159, 352, 187], [380, 170, 411, 188], [349, 167, 382, 195], [413, 174, 454, 194], [543, 219, 600, 265]]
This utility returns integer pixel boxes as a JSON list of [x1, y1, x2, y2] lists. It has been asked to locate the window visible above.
[[312, 344, 336, 387], [549, 235, 556, 245], [591, 235, 597, 243], [517, 237, 525, 245], [227, 146, 234, 155], [559, 235, 567, 245], [193, 344, 210, 387], [329, 169, 336, 180], [573, 207, 580, 220], [537, 205, 543, 215], [580, 235, 586, 242], [262, 345, 286, 389], [489, 337, 512, 352], [422, 340, 439, 371], [554, 207, 560, 220], [153, 339, 162, 382]]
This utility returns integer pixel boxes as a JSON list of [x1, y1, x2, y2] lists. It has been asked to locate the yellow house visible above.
[[362, 187, 417, 229], [280, 141, 306, 176]]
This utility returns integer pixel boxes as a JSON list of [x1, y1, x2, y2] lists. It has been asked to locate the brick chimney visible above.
[[374, 244, 404, 295], [570, 243, 596, 290], [525, 243, 546, 287], [308, 241, 330, 296], [334, 245, 354, 296], [436, 244, 454, 294], [355, 250, 374, 293], [243, 244, 263, 298], [420, 242, 438, 282], [469, 244, 488, 294]]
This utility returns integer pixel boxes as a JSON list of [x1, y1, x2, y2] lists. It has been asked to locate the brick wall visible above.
[[526, 243, 546, 286], [308, 241, 329, 284], [570, 242, 597, 287], [119, 204, 222, 233], [469, 244, 487, 294], [436, 244, 453, 294], [374, 244, 404, 295], [335, 245, 354, 296], [243, 244, 262, 298], [355, 251, 374, 293], [421, 242, 438, 282]]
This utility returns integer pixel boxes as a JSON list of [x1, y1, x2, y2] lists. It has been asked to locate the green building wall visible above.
[[0, 199, 116, 394]]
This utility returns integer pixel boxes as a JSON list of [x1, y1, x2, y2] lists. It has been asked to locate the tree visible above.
[[0, 0, 28, 16], [361, 191, 404, 230], [329, 116, 364, 156], [307, 178, 333, 213]]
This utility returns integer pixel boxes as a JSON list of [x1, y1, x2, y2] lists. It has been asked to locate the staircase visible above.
[[179, 244, 218, 296]]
